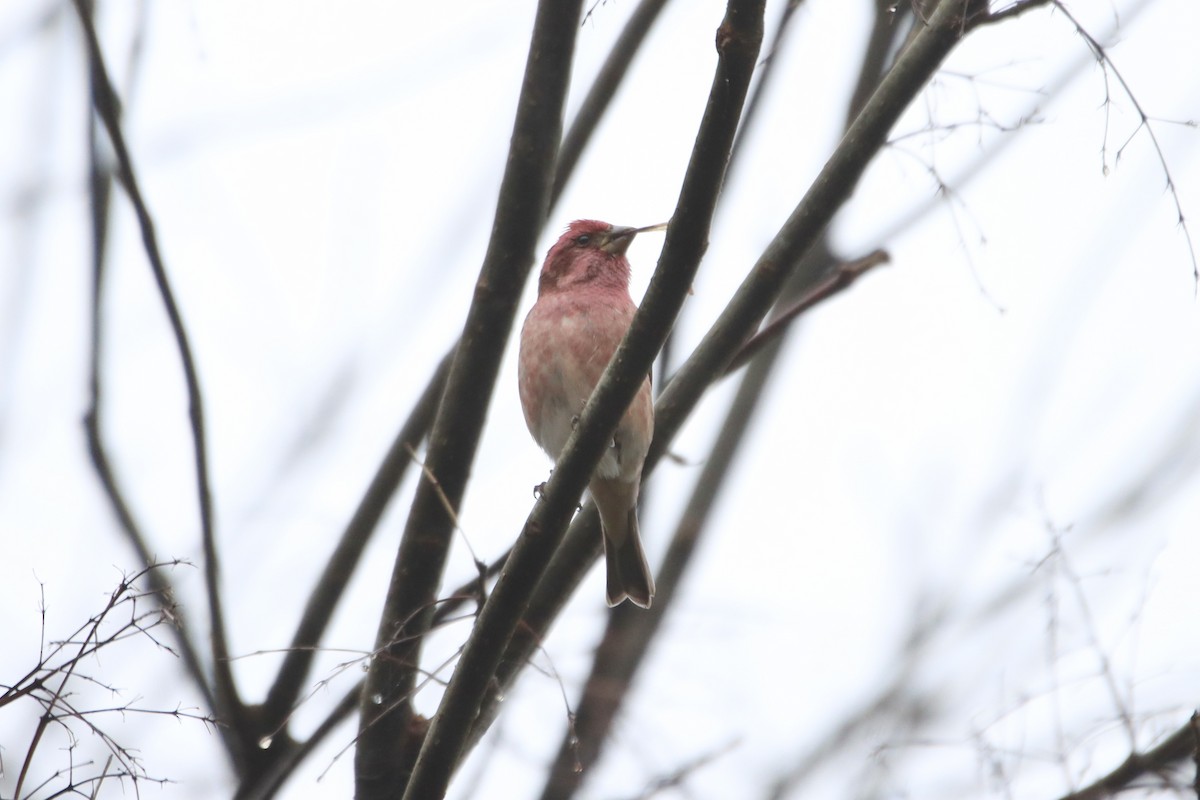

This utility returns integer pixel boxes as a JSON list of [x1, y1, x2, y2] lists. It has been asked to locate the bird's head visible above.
[[538, 219, 638, 296]]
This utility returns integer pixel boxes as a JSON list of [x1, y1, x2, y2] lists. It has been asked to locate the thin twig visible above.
[[724, 249, 889, 375], [869, 0, 1157, 254], [7, 563, 205, 799], [236, 547, 510, 799], [1050, 0, 1198, 284], [629, 739, 740, 798]]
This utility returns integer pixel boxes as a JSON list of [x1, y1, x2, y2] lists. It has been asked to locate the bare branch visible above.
[[469, 0, 986, 766], [724, 249, 890, 375], [1057, 716, 1197, 800], [69, 0, 242, 747], [5, 563, 212, 799], [399, 3, 766, 797], [79, 22, 214, 725], [354, 2, 587, 795], [1050, 0, 1199, 283]]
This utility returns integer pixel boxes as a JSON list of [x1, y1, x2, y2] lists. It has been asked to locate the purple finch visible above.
[[518, 219, 656, 608]]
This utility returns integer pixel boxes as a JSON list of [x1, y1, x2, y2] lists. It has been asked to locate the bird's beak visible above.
[[600, 225, 638, 256]]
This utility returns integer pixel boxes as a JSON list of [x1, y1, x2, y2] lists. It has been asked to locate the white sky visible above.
[[2, 0, 1200, 797]]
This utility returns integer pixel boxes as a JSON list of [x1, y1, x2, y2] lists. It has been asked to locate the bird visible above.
[[518, 219, 656, 608]]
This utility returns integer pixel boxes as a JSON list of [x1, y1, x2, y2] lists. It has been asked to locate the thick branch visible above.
[[267, 0, 675, 746], [353, 2, 585, 796], [399, 4, 765, 798]]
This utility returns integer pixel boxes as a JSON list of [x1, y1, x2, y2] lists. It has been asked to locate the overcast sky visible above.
[[3, 1, 1200, 797]]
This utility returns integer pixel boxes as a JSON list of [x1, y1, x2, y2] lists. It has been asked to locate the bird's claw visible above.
[[532, 481, 547, 500]]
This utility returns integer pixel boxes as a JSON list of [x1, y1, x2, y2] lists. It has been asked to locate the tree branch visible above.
[[724, 249, 889, 375], [399, 3, 765, 798], [650, 0, 969, 463], [1046, 0, 1198, 283], [272, 0, 664, 770], [80, 47, 215, 723], [845, 0, 916, 130], [1057, 714, 1198, 800], [353, 2, 586, 796], [537, 4, 903, 787], [467, 0, 982, 759], [71, 0, 242, 756]]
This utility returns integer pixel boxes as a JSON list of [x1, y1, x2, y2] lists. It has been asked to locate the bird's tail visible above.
[[603, 515, 654, 608], [592, 478, 655, 608]]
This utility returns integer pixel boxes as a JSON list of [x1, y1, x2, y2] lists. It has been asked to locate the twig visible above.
[[403, 441, 485, 571], [1049, 0, 1198, 284], [845, 1, 917, 131], [768, 609, 941, 798], [6, 563, 208, 799], [724, 249, 889, 375], [869, 0, 1157, 254], [978, 0, 1053, 27], [629, 739, 739, 798]]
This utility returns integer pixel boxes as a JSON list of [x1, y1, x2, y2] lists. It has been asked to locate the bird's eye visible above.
[[574, 234, 591, 246]]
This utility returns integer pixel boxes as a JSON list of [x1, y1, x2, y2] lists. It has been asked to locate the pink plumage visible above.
[[518, 219, 655, 608]]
